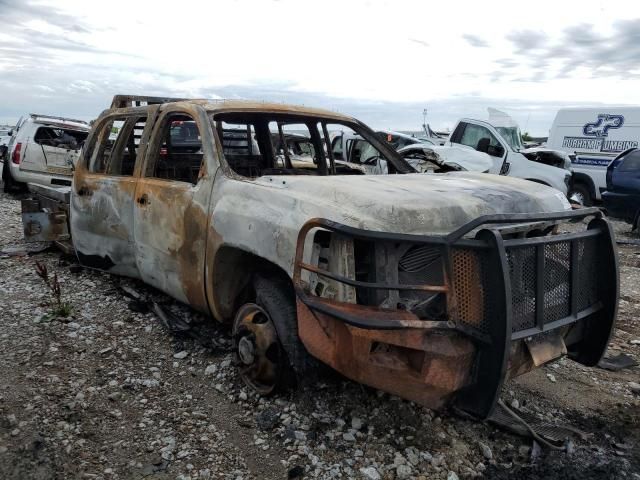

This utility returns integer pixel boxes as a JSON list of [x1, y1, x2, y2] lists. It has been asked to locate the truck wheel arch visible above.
[[210, 246, 317, 380], [571, 172, 596, 201], [209, 245, 292, 323]]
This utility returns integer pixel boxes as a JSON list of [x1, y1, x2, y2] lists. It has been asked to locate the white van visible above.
[[3, 114, 90, 192], [547, 107, 640, 205]]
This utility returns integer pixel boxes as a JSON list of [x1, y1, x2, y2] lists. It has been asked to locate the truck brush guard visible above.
[[293, 208, 618, 418]]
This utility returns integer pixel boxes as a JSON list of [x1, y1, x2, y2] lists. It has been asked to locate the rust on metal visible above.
[[58, 94, 616, 417], [297, 299, 476, 408]]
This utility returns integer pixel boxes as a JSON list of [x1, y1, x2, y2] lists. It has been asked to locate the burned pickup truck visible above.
[[26, 95, 618, 418]]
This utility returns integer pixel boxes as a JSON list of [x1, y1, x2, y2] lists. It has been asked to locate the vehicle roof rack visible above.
[[111, 95, 193, 109], [29, 113, 89, 125]]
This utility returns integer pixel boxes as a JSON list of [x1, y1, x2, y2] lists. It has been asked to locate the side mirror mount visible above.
[[488, 145, 505, 158]]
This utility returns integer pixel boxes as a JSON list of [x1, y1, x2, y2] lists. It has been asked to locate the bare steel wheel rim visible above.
[[232, 303, 282, 395]]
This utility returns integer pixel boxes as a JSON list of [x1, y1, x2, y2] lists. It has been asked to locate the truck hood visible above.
[[251, 172, 570, 235], [521, 147, 572, 170]]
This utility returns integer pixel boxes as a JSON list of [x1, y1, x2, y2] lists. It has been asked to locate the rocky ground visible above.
[[0, 189, 638, 480]]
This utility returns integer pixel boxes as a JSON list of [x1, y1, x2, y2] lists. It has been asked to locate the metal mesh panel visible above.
[[576, 236, 599, 311], [507, 247, 537, 332], [452, 249, 490, 333], [543, 242, 571, 323], [450, 232, 602, 337]]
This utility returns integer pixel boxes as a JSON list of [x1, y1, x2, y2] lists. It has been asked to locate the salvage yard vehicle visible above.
[[0, 126, 11, 152], [272, 132, 316, 163], [397, 143, 493, 173], [25, 95, 618, 419], [3, 114, 90, 192], [603, 148, 640, 231], [447, 110, 573, 196], [333, 130, 493, 174], [547, 107, 640, 206]]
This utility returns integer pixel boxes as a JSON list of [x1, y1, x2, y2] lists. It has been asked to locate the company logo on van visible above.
[[561, 113, 638, 162], [582, 114, 624, 137]]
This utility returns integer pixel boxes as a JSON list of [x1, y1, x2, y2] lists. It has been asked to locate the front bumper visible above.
[[603, 190, 640, 224], [293, 208, 618, 418]]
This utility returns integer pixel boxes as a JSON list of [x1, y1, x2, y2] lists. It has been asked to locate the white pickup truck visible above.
[[447, 110, 572, 197]]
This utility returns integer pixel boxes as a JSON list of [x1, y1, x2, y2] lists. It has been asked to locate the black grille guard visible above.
[[293, 207, 619, 417]]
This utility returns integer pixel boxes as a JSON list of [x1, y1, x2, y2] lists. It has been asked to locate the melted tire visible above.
[[253, 273, 319, 389]]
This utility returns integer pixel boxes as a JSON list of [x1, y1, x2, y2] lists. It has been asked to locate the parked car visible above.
[[603, 148, 640, 230], [0, 126, 12, 176], [547, 107, 640, 205], [397, 143, 493, 173], [272, 132, 316, 163], [334, 130, 494, 174], [447, 110, 572, 196], [0, 126, 11, 149], [25, 95, 617, 419], [3, 114, 89, 192]]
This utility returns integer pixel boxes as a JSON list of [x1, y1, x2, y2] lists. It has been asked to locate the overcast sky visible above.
[[1, 0, 639, 135]]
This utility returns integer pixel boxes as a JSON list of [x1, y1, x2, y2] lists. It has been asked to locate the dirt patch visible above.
[[1, 190, 638, 479]]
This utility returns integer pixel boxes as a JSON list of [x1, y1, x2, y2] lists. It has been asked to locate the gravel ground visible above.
[[0, 189, 639, 480]]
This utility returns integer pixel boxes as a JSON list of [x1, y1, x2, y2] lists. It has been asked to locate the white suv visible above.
[[3, 114, 90, 192]]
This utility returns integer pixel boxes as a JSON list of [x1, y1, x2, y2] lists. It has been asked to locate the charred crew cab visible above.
[[68, 95, 617, 418]]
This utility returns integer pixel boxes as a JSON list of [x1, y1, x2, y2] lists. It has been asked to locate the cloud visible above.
[[0, 0, 90, 33], [496, 20, 640, 83], [506, 30, 548, 52], [409, 37, 429, 47], [1, 0, 639, 137], [462, 34, 488, 48]]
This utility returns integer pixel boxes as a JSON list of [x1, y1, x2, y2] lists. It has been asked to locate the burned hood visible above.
[[251, 172, 571, 236]]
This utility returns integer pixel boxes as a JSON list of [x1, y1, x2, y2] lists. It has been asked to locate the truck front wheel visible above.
[[568, 183, 593, 206], [233, 302, 287, 394], [232, 273, 315, 394]]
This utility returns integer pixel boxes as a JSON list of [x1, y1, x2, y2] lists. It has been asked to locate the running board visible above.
[[487, 400, 590, 449]]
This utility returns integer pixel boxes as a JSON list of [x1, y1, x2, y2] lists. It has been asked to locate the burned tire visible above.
[[568, 183, 592, 207], [232, 273, 316, 395]]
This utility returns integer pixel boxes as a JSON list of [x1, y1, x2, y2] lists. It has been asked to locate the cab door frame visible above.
[[133, 103, 219, 312], [70, 106, 158, 277]]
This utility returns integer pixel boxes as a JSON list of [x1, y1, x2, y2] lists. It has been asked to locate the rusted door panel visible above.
[[132, 179, 212, 311], [133, 105, 218, 313], [70, 176, 140, 277], [71, 108, 157, 278]]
